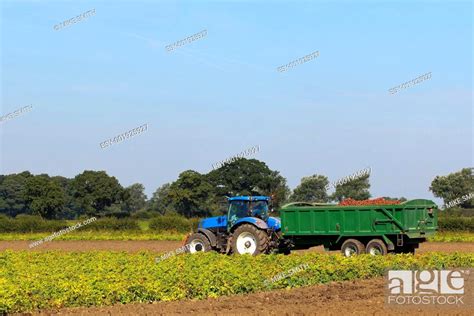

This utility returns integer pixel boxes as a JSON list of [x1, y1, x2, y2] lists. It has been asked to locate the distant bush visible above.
[[84, 218, 140, 231], [190, 217, 201, 231], [438, 217, 474, 232], [0, 215, 68, 233], [149, 216, 194, 233], [130, 210, 160, 219]]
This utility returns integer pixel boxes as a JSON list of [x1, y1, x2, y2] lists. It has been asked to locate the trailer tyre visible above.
[[185, 233, 212, 254], [341, 239, 365, 257], [232, 224, 268, 255], [366, 239, 388, 256]]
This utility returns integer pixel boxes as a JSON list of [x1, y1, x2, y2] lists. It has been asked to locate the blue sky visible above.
[[0, 0, 472, 202]]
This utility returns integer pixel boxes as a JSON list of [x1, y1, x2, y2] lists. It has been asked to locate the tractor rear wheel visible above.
[[185, 233, 211, 254], [232, 224, 269, 255], [341, 239, 365, 257]]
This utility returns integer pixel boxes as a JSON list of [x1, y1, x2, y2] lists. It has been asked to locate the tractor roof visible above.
[[228, 196, 270, 201]]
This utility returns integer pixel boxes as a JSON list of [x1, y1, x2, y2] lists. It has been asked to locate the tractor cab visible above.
[[228, 196, 270, 227]]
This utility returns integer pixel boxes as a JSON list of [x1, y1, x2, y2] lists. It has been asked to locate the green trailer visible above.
[[279, 199, 438, 256]]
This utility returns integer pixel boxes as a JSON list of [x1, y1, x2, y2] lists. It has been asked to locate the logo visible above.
[[387, 270, 472, 306]]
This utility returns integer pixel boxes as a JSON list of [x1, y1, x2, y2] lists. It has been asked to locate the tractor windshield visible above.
[[250, 200, 269, 220], [228, 199, 269, 224], [228, 200, 249, 225], [229, 201, 249, 218]]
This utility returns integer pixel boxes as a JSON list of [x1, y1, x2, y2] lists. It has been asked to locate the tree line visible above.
[[0, 158, 472, 219]]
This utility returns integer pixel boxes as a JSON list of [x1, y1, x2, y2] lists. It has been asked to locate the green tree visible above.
[[70, 170, 124, 216], [50, 175, 76, 219], [265, 171, 291, 210], [0, 171, 32, 217], [290, 175, 330, 203], [167, 170, 216, 217], [23, 175, 66, 219], [123, 183, 147, 213], [430, 168, 474, 208], [207, 158, 290, 209], [149, 183, 175, 215], [331, 173, 371, 202], [382, 196, 407, 202]]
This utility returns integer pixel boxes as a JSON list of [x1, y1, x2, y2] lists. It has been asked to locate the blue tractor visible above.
[[185, 196, 284, 255]]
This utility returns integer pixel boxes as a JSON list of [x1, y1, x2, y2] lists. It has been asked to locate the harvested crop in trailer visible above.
[[339, 198, 401, 206]]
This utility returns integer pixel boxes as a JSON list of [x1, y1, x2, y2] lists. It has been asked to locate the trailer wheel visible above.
[[185, 233, 211, 254], [366, 239, 388, 256], [232, 224, 268, 255], [341, 239, 365, 257]]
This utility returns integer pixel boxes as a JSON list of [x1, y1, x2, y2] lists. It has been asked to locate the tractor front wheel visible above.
[[185, 233, 211, 254], [232, 224, 269, 255]]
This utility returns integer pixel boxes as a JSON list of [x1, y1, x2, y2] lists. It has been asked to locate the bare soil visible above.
[[1, 240, 473, 254], [24, 278, 472, 316]]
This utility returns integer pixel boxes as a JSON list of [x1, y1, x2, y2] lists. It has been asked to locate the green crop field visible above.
[[0, 251, 472, 313]]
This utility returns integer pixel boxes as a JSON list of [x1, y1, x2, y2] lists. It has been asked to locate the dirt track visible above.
[[28, 278, 472, 316], [2, 240, 473, 254]]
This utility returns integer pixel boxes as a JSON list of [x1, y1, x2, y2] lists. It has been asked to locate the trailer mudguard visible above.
[[381, 235, 395, 251], [197, 228, 217, 247]]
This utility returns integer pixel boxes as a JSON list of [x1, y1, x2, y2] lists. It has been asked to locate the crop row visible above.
[[0, 251, 472, 313]]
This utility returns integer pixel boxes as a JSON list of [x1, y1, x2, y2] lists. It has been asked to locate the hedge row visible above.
[[2, 214, 470, 233], [0, 215, 201, 233], [149, 216, 200, 233], [0, 215, 68, 233], [442, 207, 474, 217], [438, 216, 474, 232], [85, 218, 139, 231]]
